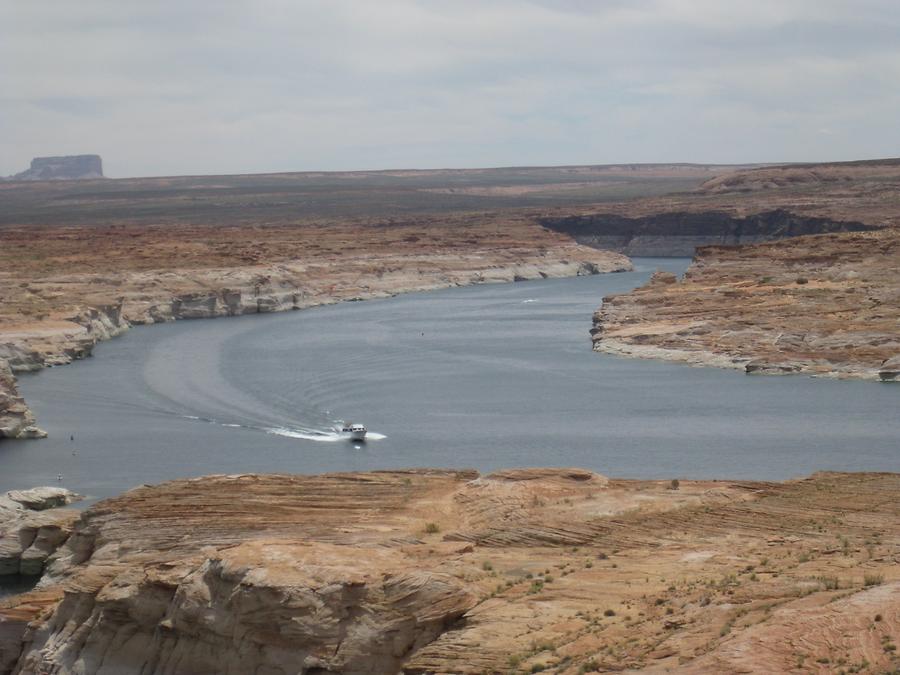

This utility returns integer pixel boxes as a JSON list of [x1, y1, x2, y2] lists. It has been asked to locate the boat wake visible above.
[[266, 427, 387, 442], [178, 415, 386, 443]]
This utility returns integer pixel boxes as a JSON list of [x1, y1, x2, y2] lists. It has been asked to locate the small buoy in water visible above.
[[70, 435, 74, 442], [57, 473, 63, 481]]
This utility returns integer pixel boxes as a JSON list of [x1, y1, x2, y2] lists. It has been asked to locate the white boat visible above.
[[339, 422, 367, 441]]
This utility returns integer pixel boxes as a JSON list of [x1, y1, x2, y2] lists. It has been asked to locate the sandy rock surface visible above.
[[593, 228, 900, 379], [2, 469, 898, 673]]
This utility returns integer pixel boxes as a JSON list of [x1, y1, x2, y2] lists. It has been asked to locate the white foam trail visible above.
[[521, 298, 538, 303], [266, 427, 386, 442], [178, 404, 383, 444], [265, 427, 343, 442]]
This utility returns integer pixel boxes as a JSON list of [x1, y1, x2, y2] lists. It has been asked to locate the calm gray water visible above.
[[3, 258, 899, 505]]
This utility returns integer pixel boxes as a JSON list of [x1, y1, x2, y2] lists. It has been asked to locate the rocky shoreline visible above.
[[2, 469, 898, 673], [592, 229, 900, 381]]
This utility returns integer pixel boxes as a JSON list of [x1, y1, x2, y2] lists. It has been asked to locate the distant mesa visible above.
[[7, 154, 104, 181]]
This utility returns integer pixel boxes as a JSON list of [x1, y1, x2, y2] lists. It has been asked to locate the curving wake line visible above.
[[178, 414, 386, 443], [266, 427, 387, 442], [138, 319, 383, 444]]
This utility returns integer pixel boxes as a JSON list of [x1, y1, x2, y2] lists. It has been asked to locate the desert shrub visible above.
[[816, 576, 839, 590]]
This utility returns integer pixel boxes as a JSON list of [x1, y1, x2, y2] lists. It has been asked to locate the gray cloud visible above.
[[2, 0, 899, 177]]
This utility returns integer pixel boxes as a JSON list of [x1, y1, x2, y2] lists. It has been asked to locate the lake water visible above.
[[3, 258, 899, 505]]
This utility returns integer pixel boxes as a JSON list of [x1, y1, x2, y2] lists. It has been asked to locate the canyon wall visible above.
[[0, 362, 41, 439], [0, 488, 80, 578], [539, 209, 880, 257]]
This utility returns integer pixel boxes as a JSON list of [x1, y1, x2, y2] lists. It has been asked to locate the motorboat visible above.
[[339, 422, 367, 441]]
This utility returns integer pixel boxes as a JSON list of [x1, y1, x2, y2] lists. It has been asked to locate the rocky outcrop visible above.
[[540, 209, 880, 256], [7, 156, 103, 182], [0, 361, 43, 439], [879, 355, 900, 382], [592, 228, 900, 379], [2, 489, 79, 512], [0, 488, 80, 577], [3, 470, 900, 673]]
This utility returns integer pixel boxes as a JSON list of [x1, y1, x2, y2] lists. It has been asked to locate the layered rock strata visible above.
[[593, 228, 900, 379], [0, 362, 43, 439], [2, 469, 899, 673], [0, 488, 80, 577]]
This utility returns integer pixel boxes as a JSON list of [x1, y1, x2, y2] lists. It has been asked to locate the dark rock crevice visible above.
[[539, 209, 880, 257]]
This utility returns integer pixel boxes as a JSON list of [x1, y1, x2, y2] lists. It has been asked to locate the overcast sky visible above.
[[3, 0, 899, 177]]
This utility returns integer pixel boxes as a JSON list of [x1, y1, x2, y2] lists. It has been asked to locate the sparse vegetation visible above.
[[528, 580, 545, 594], [816, 575, 840, 590]]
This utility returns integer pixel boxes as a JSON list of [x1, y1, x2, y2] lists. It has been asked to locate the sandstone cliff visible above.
[[8, 156, 103, 182], [0, 488, 80, 578], [0, 362, 42, 439], [2, 469, 899, 673], [538, 158, 900, 258], [592, 228, 900, 379]]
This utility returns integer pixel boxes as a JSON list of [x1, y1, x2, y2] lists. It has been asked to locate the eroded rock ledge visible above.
[[0, 488, 80, 578], [1, 469, 899, 674], [592, 228, 900, 380]]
